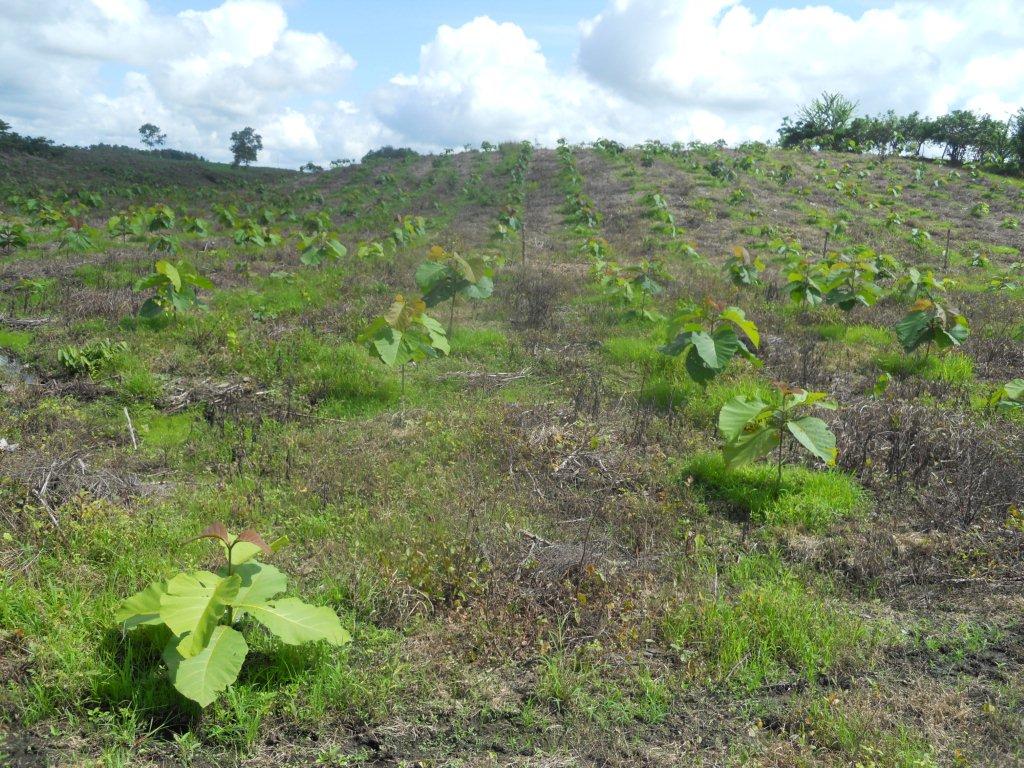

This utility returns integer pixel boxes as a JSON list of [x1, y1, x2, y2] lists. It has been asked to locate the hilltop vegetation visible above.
[[0, 135, 1023, 767]]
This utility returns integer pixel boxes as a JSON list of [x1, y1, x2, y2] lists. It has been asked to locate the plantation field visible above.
[[1, 140, 1023, 767]]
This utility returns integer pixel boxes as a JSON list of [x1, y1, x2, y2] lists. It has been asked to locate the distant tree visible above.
[[330, 158, 354, 168], [856, 110, 906, 158], [138, 123, 166, 148], [975, 114, 1012, 165], [1010, 109, 1024, 171], [931, 110, 982, 165], [361, 146, 417, 163], [0, 118, 10, 135], [299, 161, 324, 173], [779, 92, 858, 151], [230, 127, 263, 166], [899, 112, 930, 156]]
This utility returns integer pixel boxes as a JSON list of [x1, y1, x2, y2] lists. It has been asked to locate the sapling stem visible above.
[[225, 542, 234, 625]]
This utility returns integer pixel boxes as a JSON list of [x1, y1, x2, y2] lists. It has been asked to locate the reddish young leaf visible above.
[[195, 522, 231, 546], [235, 529, 272, 555]]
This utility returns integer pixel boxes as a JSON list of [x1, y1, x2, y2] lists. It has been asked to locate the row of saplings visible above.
[[115, 244, 495, 708], [115, 238, 1024, 710]]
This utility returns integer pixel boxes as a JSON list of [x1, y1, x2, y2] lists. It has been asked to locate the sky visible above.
[[2, 0, 1022, 168]]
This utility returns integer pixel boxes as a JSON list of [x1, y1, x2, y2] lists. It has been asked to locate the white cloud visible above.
[[0, 0, 379, 167], [372, 3, 1023, 152], [1, 1, 1022, 165], [577, 0, 1024, 140], [373, 16, 629, 148]]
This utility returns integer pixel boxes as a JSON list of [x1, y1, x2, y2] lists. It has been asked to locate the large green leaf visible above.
[[462, 275, 493, 300], [115, 580, 167, 629], [139, 296, 166, 319], [720, 307, 760, 348], [371, 327, 402, 367], [722, 426, 780, 468], [166, 625, 248, 707], [419, 314, 450, 355], [690, 331, 719, 369], [155, 260, 181, 290], [230, 562, 287, 616], [660, 326, 693, 357], [159, 572, 240, 658], [718, 396, 769, 441], [894, 309, 931, 352], [786, 416, 838, 466], [238, 597, 350, 646], [414, 260, 448, 292], [1004, 379, 1024, 401]]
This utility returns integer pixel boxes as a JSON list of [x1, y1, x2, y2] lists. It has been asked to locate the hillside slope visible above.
[[0, 142, 1023, 767]]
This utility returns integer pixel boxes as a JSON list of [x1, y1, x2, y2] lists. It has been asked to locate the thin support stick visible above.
[[123, 407, 138, 450]]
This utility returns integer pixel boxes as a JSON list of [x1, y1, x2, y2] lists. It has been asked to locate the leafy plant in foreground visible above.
[[661, 302, 760, 384], [116, 524, 349, 707], [718, 384, 838, 491], [135, 260, 213, 320]]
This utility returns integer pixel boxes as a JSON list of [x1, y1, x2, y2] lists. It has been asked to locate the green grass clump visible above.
[[448, 326, 509, 364], [663, 552, 874, 691], [108, 349, 164, 403], [798, 695, 938, 767], [876, 351, 973, 385], [531, 651, 672, 727], [0, 328, 33, 354], [135, 409, 196, 449], [602, 335, 662, 367], [844, 324, 893, 346], [680, 452, 864, 530], [299, 340, 397, 414], [921, 352, 973, 385]]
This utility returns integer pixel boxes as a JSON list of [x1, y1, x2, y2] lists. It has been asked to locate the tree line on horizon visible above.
[[778, 92, 1024, 171], [2, 94, 1024, 175]]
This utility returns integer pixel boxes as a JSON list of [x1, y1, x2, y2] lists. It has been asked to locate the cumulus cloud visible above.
[[577, 0, 1024, 139], [0, 0, 379, 166], [374, 17, 617, 148], [2, 1, 1023, 165], [373, 3, 1024, 150]]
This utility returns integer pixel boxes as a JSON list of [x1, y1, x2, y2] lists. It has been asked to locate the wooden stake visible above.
[[123, 407, 138, 450]]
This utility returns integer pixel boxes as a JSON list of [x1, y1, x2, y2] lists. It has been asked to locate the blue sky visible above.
[[3, 1, 1022, 167]]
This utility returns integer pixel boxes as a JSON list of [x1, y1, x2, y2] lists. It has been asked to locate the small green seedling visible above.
[[894, 298, 969, 357], [136, 260, 213, 319], [298, 231, 347, 266], [661, 301, 760, 384], [0, 222, 28, 253], [415, 245, 494, 335], [116, 524, 349, 707], [358, 293, 449, 399], [724, 246, 764, 287], [718, 384, 838, 492], [989, 379, 1024, 411], [58, 339, 127, 376]]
